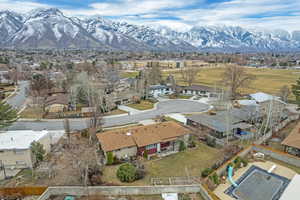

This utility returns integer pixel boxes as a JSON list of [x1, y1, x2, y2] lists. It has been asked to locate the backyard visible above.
[[163, 67, 300, 99], [102, 142, 223, 185]]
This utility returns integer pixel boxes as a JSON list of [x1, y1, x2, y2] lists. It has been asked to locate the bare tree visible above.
[[147, 62, 162, 85], [180, 66, 200, 86], [86, 89, 104, 143], [221, 64, 255, 100], [279, 85, 290, 102]]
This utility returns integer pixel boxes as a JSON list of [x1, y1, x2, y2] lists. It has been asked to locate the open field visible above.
[[127, 100, 155, 110], [163, 67, 300, 99], [102, 142, 222, 185]]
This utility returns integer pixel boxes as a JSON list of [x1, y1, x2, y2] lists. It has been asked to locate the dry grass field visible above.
[[163, 67, 300, 99]]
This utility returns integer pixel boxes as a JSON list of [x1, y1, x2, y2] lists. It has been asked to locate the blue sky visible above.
[[1, 0, 300, 31]]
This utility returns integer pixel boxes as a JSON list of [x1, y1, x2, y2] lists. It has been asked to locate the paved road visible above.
[[6, 81, 29, 110], [7, 100, 209, 131]]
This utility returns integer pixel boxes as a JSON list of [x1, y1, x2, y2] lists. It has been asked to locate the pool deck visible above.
[[214, 161, 297, 200]]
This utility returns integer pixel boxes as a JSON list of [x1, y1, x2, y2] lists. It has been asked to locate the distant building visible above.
[[149, 85, 174, 97], [0, 130, 51, 169], [179, 85, 219, 97], [97, 121, 190, 160], [45, 94, 69, 113]]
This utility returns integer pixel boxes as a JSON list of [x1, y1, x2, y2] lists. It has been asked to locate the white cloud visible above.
[[176, 0, 300, 31], [63, 0, 198, 16], [0, 0, 49, 13], [0, 0, 299, 32]]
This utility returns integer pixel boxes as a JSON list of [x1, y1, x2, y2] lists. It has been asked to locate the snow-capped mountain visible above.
[[112, 22, 197, 51], [82, 17, 150, 51], [0, 8, 300, 52], [0, 11, 23, 43], [5, 8, 106, 49]]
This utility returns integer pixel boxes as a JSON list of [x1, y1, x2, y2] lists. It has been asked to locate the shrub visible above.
[[116, 163, 138, 183], [188, 136, 196, 148], [179, 140, 187, 151], [234, 156, 242, 168], [241, 158, 248, 167], [106, 152, 114, 165], [209, 172, 220, 185], [81, 129, 89, 138], [234, 156, 248, 168], [143, 150, 148, 159], [201, 168, 213, 178]]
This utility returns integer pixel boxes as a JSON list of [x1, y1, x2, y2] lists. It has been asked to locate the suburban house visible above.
[[97, 121, 190, 160], [179, 85, 219, 97], [281, 121, 300, 157], [186, 106, 258, 140], [0, 130, 50, 170], [149, 85, 174, 97], [45, 94, 69, 113]]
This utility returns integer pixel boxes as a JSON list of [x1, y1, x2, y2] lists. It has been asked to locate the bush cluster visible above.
[[116, 163, 145, 183], [201, 168, 213, 178]]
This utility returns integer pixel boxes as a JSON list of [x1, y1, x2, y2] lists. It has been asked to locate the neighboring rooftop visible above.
[[46, 94, 69, 106], [0, 130, 48, 150], [281, 121, 300, 149], [187, 107, 257, 133], [96, 121, 190, 152], [249, 92, 284, 103], [280, 174, 300, 200]]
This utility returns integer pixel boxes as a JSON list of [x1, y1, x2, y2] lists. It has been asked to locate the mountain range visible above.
[[0, 8, 300, 52]]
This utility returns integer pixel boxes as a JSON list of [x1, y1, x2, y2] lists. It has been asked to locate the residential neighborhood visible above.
[[0, 2, 300, 200]]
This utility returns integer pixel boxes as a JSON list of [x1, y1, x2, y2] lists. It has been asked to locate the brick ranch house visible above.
[[96, 121, 190, 160]]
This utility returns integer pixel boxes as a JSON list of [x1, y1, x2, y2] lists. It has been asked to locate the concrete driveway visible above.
[[8, 100, 209, 131]]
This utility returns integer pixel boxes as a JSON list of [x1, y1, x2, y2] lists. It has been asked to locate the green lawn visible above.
[[102, 142, 222, 185], [168, 94, 191, 99], [121, 71, 139, 78], [163, 67, 300, 99], [127, 100, 155, 110]]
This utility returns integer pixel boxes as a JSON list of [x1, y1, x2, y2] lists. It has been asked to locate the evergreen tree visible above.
[[0, 101, 17, 128], [30, 141, 46, 163]]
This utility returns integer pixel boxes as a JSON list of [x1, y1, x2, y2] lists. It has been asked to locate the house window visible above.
[[146, 144, 157, 150]]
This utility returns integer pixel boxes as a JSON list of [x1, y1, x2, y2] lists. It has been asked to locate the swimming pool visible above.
[[225, 166, 290, 200]]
